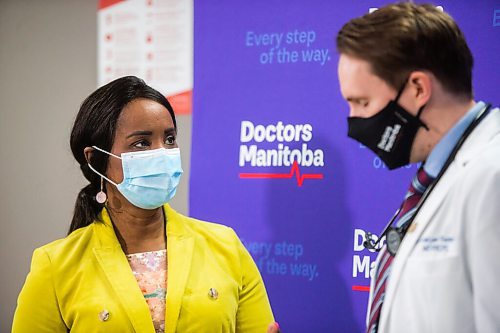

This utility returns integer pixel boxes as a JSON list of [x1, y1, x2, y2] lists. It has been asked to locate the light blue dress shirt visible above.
[[424, 101, 488, 178]]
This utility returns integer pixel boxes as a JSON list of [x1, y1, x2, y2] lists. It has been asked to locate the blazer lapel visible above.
[[93, 209, 155, 333], [164, 205, 195, 333]]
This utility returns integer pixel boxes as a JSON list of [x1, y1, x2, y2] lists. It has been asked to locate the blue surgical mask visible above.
[[88, 146, 183, 209]]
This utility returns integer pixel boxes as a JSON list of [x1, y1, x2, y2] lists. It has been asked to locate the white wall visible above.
[[0, 1, 191, 331]]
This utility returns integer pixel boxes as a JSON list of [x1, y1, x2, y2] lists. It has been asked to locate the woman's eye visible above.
[[133, 140, 150, 148], [165, 135, 176, 145]]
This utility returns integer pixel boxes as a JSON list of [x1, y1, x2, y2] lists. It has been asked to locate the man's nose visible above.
[[348, 106, 359, 118]]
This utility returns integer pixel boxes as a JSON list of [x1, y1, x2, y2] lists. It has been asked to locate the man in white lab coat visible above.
[[336, 3, 500, 333]]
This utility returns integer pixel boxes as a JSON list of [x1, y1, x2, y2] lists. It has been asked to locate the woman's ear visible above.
[[83, 147, 94, 164]]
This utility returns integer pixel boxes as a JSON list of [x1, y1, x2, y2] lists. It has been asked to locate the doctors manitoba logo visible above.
[[238, 120, 324, 186], [377, 124, 401, 152]]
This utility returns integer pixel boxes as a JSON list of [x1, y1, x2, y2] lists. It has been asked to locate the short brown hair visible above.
[[336, 2, 473, 99]]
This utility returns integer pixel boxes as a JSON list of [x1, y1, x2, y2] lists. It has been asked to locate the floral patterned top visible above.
[[126, 249, 167, 333]]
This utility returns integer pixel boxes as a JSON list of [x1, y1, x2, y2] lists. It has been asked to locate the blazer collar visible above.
[[92, 204, 195, 333], [163, 205, 195, 333], [92, 208, 156, 332]]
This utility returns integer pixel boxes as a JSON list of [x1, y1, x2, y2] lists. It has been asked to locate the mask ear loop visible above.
[[87, 146, 121, 204], [395, 78, 430, 130], [394, 79, 408, 102], [416, 104, 429, 130]]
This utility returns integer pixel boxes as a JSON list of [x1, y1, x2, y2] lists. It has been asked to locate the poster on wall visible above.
[[189, 1, 499, 332], [97, 0, 193, 114]]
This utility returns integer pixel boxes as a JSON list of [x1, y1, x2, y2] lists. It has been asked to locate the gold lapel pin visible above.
[[98, 309, 110, 322], [408, 223, 418, 233], [208, 288, 218, 300]]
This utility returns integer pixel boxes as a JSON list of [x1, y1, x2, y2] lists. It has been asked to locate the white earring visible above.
[[95, 177, 107, 204]]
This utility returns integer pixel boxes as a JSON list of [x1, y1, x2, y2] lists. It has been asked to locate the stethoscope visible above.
[[364, 103, 492, 256]]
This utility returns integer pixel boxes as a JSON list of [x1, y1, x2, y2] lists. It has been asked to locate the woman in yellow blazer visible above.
[[12, 76, 277, 333]]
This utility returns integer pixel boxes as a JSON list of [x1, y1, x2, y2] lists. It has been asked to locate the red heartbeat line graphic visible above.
[[352, 285, 370, 292], [239, 161, 324, 187]]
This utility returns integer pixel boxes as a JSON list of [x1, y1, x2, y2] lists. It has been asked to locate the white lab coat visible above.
[[368, 107, 500, 333]]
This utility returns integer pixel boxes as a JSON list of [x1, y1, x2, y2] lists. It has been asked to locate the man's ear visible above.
[[83, 147, 94, 164], [407, 71, 432, 109]]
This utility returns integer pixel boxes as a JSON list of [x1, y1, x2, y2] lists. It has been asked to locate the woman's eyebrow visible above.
[[165, 128, 176, 135], [126, 130, 152, 138]]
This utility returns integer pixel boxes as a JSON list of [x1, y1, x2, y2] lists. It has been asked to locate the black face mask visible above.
[[347, 81, 428, 170]]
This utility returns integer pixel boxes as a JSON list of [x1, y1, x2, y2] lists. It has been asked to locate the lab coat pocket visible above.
[[401, 254, 473, 332]]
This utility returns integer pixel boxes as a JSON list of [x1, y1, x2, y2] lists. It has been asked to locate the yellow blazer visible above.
[[12, 205, 274, 332]]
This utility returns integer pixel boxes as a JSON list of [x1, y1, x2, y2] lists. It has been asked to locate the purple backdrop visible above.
[[189, 1, 499, 331]]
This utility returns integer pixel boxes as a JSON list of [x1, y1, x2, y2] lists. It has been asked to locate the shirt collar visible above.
[[424, 101, 486, 178]]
